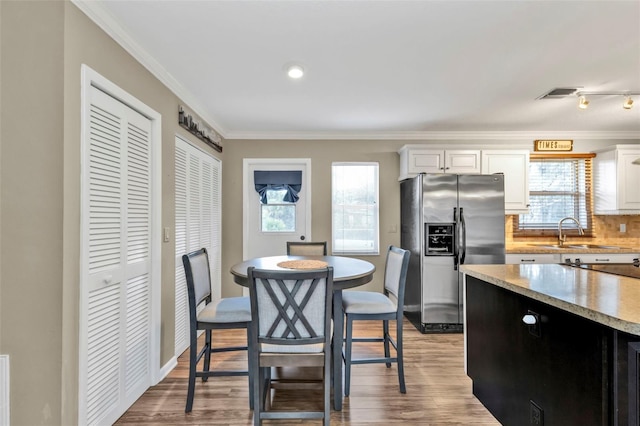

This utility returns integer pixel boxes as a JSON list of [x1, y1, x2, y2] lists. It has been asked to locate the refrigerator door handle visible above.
[[453, 207, 459, 271], [459, 207, 467, 265]]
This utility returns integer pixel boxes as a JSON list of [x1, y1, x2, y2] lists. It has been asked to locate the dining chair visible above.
[[247, 266, 334, 426], [286, 241, 327, 256], [182, 248, 253, 413], [341, 245, 411, 396]]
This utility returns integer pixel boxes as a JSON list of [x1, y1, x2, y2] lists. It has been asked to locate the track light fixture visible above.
[[575, 91, 640, 110], [578, 96, 589, 109]]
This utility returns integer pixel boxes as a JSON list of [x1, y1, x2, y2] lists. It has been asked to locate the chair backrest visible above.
[[182, 248, 212, 313], [286, 241, 327, 256], [247, 267, 333, 348], [383, 246, 411, 316]]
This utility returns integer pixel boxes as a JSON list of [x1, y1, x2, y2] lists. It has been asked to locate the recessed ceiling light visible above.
[[287, 65, 304, 79]]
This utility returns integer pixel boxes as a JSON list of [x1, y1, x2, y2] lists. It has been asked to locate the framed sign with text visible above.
[[534, 140, 573, 152]]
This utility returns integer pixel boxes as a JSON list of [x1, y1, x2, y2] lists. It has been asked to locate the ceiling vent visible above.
[[537, 87, 580, 99]]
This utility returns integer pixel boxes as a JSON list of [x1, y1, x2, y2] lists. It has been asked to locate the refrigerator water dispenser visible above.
[[425, 224, 455, 255]]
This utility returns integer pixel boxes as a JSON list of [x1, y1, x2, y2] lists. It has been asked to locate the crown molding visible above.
[[223, 130, 640, 141], [71, 0, 227, 138]]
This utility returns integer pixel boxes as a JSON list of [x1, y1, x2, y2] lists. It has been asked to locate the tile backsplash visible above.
[[506, 215, 640, 247]]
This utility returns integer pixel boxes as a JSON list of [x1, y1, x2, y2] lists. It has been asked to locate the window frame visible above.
[[331, 162, 380, 256], [514, 153, 595, 237]]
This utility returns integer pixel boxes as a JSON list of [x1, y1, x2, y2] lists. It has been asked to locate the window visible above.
[[261, 189, 296, 232], [515, 154, 594, 237], [332, 163, 379, 255]]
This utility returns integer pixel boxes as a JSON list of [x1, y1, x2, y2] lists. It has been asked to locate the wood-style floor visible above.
[[115, 319, 500, 425]]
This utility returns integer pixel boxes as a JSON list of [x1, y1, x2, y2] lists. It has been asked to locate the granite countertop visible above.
[[507, 243, 640, 254], [461, 263, 640, 336]]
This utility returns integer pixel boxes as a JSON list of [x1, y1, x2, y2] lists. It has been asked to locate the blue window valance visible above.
[[254, 170, 302, 204]]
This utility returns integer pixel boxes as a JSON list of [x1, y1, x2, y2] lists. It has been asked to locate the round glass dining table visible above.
[[230, 255, 376, 411]]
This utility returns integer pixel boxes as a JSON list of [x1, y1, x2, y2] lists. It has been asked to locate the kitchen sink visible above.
[[528, 243, 626, 250], [564, 244, 626, 250]]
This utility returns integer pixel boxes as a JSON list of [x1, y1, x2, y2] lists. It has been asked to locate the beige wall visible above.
[[1, 1, 65, 424], [0, 2, 638, 425], [221, 140, 407, 296], [62, 3, 226, 425], [2, 2, 223, 424]]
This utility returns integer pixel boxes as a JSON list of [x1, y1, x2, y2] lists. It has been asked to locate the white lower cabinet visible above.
[[559, 253, 639, 264], [507, 252, 639, 265], [505, 253, 559, 264]]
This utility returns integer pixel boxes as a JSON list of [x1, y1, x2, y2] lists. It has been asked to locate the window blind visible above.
[[254, 170, 302, 204], [331, 162, 379, 255], [515, 154, 594, 237]]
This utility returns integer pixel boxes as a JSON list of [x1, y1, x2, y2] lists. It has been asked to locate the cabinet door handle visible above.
[[520, 258, 536, 263], [595, 258, 610, 262], [522, 314, 537, 325]]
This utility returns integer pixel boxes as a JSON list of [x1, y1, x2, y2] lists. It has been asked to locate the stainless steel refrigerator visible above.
[[400, 173, 505, 333]]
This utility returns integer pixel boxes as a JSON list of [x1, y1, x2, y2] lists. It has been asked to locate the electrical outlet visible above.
[[530, 400, 543, 426], [620, 223, 627, 233]]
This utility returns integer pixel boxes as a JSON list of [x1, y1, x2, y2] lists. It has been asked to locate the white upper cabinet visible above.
[[398, 145, 480, 179], [445, 150, 481, 173], [481, 150, 530, 214], [593, 145, 640, 214]]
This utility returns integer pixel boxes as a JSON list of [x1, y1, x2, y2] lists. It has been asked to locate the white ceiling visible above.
[[76, 0, 640, 140]]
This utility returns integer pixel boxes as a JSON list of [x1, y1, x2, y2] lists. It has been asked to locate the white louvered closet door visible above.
[[174, 137, 221, 356], [80, 86, 153, 425]]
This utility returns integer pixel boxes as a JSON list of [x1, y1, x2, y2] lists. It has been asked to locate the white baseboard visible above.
[[156, 356, 177, 385], [0, 355, 9, 426]]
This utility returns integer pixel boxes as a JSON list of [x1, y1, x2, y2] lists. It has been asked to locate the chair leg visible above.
[[344, 315, 353, 397], [251, 356, 261, 425], [383, 320, 391, 368], [397, 319, 406, 393], [323, 360, 330, 426], [185, 332, 197, 413], [246, 326, 254, 410], [202, 329, 212, 382]]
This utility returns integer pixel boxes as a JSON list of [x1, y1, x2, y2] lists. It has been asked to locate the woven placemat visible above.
[[277, 259, 329, 270]]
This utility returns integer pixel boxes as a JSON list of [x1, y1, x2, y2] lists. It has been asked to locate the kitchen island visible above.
[[461, 263, 640, 426]]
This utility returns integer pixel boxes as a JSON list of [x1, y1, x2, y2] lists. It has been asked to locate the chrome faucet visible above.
[[558, 217, 584, 246]]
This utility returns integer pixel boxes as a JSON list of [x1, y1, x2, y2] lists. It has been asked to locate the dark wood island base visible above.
[[462, 265, 640, 426]]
